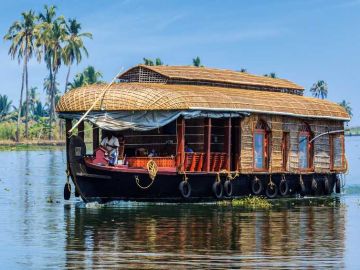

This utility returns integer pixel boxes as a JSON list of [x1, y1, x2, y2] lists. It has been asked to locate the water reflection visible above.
[[64, 200, 346, 269]]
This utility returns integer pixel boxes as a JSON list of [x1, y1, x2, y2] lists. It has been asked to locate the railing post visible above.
[[204, 118, 211, 172], [224, 118, 231, 171], [176, 117, 185, 171]]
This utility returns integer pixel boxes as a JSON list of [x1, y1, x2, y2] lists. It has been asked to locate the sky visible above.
[[0, 0, 359, 125]]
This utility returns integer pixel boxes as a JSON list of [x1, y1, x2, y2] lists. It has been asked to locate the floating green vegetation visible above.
[[218, 196, 272, 209]]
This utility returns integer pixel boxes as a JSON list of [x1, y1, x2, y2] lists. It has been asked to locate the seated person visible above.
[[101, 131, 120, 166], [135, 147, 148, 157], [185, 144, 193, 153], [148, 148, 157, 157]]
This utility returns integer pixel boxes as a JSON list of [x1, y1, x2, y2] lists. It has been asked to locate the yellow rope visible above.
[[135, 160, 158, 189], [147, 159, 158, 181]]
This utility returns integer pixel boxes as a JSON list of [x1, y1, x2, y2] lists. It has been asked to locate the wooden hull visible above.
[[73, 166, 339, 203]]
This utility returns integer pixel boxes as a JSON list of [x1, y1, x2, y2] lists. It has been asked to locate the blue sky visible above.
[[0, 0, 359, 125]]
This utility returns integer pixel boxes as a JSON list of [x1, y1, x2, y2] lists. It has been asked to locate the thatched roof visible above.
[[118, 65, 304, 92], [56, 83, 349, 121]]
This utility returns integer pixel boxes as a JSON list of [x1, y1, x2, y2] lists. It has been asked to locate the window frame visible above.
[[253, 129, 268, 171], [330, 134, 345, 171], [298, 131, 313, 171]]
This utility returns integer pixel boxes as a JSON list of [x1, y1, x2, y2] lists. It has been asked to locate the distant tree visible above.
[[68, 66, 103, 90], [310, 80, 328, 99], [82, 66, 103, 84], [155, 58, 163, 66], [0, 94, 12, 120], [339, 100, 353, 118], [143, 57, 163, 66], [192, 56, 203, 67], [143, 58, 154, 66], [240, 68, 247, 73], [264, 72, 277, 78], [4, 10, 38, 140]]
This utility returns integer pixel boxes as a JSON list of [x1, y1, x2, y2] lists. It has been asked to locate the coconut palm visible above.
[[264, 72, 277, 78], [67, 73, 86, 90], [3, 10, 38, 140], [339, 100, 353, 118], [82, 66, 103, 84], [0, 95, 12, 120], [38, 5, 67, 139], [192, 56, 203, 67], [68, 66, 103, 90], [63, 18, 92, 92], [310, 80, 328, 99], [143, 57, 163, 66]]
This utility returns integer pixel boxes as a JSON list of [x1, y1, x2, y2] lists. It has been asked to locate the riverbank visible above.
[[0, 140, 65, 151]]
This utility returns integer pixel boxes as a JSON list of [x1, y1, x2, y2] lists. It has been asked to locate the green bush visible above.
[[0, 121, 17, 140]]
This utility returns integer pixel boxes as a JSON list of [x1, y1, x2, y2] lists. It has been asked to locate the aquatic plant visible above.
[[218, 196, 272, 209]]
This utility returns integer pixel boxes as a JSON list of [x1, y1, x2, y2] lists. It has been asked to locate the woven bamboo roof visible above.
[[56, 83, 349, 121], [118, 65, 304, 91]]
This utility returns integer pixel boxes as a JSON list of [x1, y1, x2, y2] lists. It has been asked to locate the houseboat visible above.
[[56, 65, 350, 203]]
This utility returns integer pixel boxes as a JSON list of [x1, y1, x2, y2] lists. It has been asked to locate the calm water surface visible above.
[[0, 137, 359, 269]]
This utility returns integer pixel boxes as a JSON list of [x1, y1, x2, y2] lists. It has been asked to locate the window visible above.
[[331, 135, 344, 169], [253, 120, 270, 170], [298, 123, 313, 170]]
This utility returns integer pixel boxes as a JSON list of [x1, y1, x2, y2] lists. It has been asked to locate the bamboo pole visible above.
[[68, 69, 123, 134]]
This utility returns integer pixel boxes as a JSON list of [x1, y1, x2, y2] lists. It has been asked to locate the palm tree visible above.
[[83, 66, 103, 84], [67, 73, 86, 90], [310, 80, 328, 99], [143, 58, 154, 66], [192, 56, 202, 67], [38, 5, 67, 139], [264, 72, 277, 78], [67, 66, 103, 90], [339, 100, 353, 118], [63, 18, 92, 92], [0, 94, 12, 120], [4, 10, 38, 141]]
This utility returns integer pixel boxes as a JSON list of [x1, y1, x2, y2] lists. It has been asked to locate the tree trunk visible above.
[[64, 65, 71, 93], [24, 56, 29, 139], [16, 61, 26, 142], [48, 68, 54, 141]]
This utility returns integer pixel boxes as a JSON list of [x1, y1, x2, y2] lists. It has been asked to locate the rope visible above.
[[135, 159, 158, 189], [147, 159, 158, 181], [268, 174, 275, 188], [65, 169, 71, 193]]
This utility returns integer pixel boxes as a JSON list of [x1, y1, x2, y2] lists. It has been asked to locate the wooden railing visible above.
[[184, 152, 227, 172], [126, 157, 175, 168]]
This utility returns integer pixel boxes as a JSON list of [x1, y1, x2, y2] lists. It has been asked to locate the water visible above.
[[0, 138, 359, 269]]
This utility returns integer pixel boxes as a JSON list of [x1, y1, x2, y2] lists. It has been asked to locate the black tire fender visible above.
[[223, 180, 233, 197], [279, 180, 289, 196], [251, 177, 263, 195], [265, 182, 278, 199], [335, 176, 341, 194], [311, 177, 319, 195], [324, 176, 331, 195], [179, 181, 191, 198], [212, 181, 223, 199]]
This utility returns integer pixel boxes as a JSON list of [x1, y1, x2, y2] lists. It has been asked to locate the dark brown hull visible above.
[[73, 167, 340, 203]]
